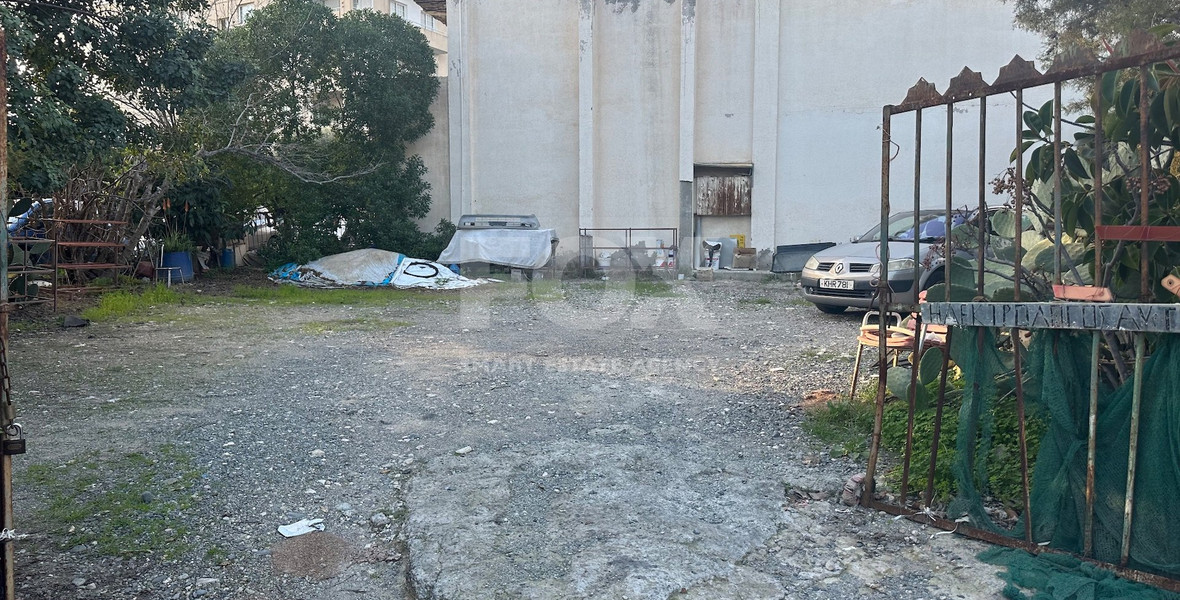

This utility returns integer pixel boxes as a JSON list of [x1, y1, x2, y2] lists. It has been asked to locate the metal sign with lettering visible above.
[[920, 302, 1180, 333]]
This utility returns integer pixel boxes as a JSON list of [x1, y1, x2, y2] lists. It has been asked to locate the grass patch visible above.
[[20, 445, 202, 559], [231, 284, 451, 306], [571, 279, 677, 298], [524, 280, 565, 302], [802, 390, 878, 459], [635, 280, 676, 297], [301, 317, 413, 334], [80, 285, 197, 321]]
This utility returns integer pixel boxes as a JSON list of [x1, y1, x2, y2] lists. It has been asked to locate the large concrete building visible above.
[[423, 0, 1047, 268]]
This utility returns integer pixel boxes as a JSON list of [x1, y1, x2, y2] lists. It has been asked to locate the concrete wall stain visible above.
[[603, 0, 678, 15]]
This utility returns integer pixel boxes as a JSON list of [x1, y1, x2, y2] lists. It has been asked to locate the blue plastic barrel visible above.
[[221, 248, 235, 269], [160, 251, 194, 283]]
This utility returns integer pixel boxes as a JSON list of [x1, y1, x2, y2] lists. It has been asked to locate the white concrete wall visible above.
[[693, 0, 755, 165], [412, 77, 453, 233], [448, 0, 581, 242], [441, 0, 1048, 257], [774, 0, 1045, 245], [591, 1, 683, 233]]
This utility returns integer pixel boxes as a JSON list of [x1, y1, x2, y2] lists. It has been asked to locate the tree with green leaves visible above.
[[2, 0, 214, 197], [0, 0, 234, 282], [1007, 0, 1180, 57], [198, 0, 447, 265]]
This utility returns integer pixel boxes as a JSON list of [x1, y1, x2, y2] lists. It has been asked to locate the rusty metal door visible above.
[[694, 170, 751, 216]]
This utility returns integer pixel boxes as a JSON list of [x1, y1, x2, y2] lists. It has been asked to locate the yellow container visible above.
[[730, 234, 746, 248]]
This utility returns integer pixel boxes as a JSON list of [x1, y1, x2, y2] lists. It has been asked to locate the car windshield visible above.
[[855, 212, 962, 243]]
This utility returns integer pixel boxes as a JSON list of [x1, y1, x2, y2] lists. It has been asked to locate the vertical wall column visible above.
[[577, 0, 595, 232], [750, 0, 781, 252], [446, 0, 473, 217], [677, 0, 697, 271]]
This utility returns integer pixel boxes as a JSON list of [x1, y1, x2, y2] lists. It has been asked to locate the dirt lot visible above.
[[5, 272, 1004, 599]]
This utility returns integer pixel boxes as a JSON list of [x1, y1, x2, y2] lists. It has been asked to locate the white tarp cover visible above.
[[438, 228, 556, 269], [270, 249, 487, 289]]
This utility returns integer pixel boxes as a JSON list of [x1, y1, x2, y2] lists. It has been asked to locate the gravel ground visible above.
[[6, 273, 1005, 599]]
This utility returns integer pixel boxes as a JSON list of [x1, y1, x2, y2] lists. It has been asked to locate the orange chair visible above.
[[849, 311, 915, 400]]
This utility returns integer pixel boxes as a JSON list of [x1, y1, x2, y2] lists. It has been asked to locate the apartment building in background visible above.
[[205, 0, 448, 74]]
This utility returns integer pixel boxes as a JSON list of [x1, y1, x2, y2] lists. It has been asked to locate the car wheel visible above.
[[815, 303, 847, 315], [922, 269, 944, 291]]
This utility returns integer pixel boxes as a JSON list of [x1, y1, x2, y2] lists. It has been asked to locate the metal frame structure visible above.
[[578, 227, 678, 271], [863, 32, 1180, 591]]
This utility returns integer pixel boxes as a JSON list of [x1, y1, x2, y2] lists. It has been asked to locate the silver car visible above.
[[801, 210, 960, 314]]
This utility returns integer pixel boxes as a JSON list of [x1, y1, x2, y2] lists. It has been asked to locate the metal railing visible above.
[[578, 228, 678, 271], [867, 32, 1180, 591]]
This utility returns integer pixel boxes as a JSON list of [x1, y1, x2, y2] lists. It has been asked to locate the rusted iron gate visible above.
[[864, 32, 1180, 591]]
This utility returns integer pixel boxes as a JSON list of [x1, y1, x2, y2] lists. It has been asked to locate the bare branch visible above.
[[197, 145, 384, 184]]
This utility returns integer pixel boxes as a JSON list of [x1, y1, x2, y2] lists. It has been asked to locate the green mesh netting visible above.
[[979, 547, 1180, 600], [945, 328, 1180, 589]]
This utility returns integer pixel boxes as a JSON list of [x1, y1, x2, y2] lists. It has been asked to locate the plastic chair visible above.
[[911, 290, 948, 356], [849, 311, 915, 400]]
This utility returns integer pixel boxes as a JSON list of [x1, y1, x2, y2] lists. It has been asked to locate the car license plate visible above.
[[819, 278, 854, 290]]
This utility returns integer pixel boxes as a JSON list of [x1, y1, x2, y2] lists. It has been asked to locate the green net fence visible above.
[[979, 547, 1180, 600], [941, 327, 1180, 590]]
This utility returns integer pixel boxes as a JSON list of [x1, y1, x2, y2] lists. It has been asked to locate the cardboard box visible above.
[[732, 247, 757, 270]]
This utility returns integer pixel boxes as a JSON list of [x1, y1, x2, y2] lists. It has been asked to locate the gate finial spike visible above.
[[1116, 30, 1167, 57], [944, 67, 988, 101], [899, 78, 942, 107], [993, 55, 1042, 88], [1047, 44, 1099, 75]]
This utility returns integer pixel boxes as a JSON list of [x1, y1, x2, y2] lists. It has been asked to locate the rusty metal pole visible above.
[[923, 103, 955, 508], [864, 106, 893, 507], [1138, 67, 1150, 302], [0, 23, 14, 600], [977, 98, 986, 297], [1013, 91, 1024, 303], [967, 97, 987, 483], [900, 109, 923, 506], [1120, 67, 1152, 568], [1053, 82, 1064, 286], [1012, 89, 1032, 543], [1084, 74, 1105, 558], [1121, 332, 1146, 567]]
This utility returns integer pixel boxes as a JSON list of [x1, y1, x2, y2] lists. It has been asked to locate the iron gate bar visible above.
[[1094, 75, 1106, 287], [978, 97, 988, 298], [970, 96, 988, 508], [1053, 83, 1065, 285], [1086, 330, 1100, 557], [1012, 86, 1033, 543], [864, 105, 893, 505], [1122, 333, 1147, 567], [1085, 79, 1105, 559], [920, 101, 957, 510], [1139, 67, 1151, 302], [900, 107, 924, 506], [923, 339, 953, 508]]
